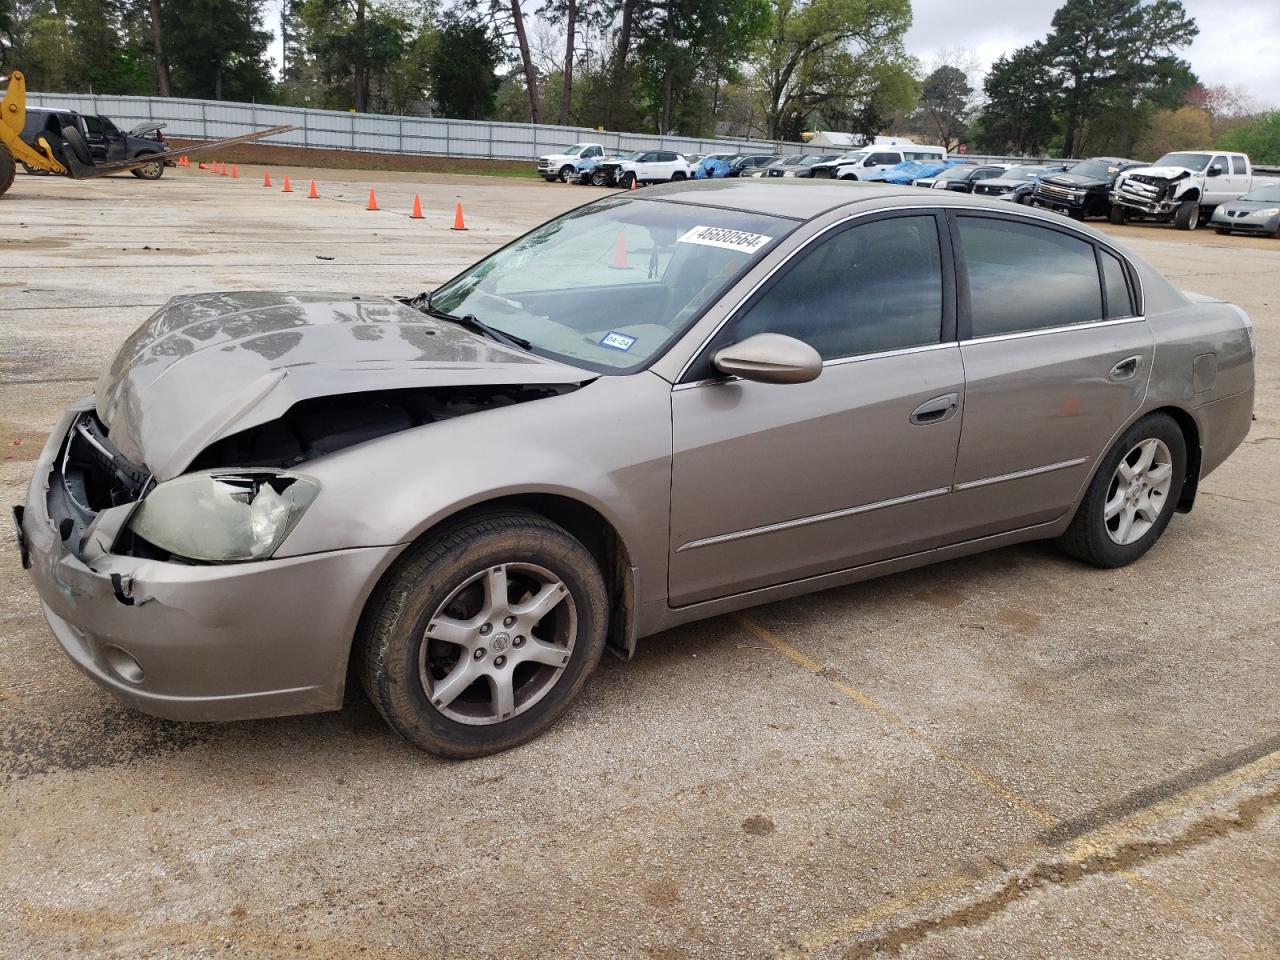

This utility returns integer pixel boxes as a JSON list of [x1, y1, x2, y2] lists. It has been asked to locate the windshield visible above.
[[1241, 185, 1280, 203], [938, 166, 973, 179], [1154, 152, 1213, 171], [1067, 159, 1124, 179], [429, 197, 793, 374], [1002, 165, 1043, 181], [561, 144, 588, 154]]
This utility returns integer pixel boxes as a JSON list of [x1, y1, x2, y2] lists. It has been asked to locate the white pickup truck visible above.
[[1109, 150, 1280, 230], [536, 143, 606, 182]]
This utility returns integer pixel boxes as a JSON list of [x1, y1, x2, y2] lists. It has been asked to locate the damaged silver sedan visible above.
[[17, 181, 1256, 757]]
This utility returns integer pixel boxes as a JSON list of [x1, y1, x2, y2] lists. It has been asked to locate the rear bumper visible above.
[[20, 403, 404, 722]]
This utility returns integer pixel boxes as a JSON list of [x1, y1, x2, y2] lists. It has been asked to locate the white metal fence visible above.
[[27, 92, 813, 161]]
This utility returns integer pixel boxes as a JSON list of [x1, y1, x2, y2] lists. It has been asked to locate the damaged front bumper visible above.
[[18, 400, 404, 722], [1111, 179, 1179, 216]]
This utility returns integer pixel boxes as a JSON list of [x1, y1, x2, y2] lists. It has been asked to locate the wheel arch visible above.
[[1152, 404, 1202, 512], [348, 491, 639, 691]]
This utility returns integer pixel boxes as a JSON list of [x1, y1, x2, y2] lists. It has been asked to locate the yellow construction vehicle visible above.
[[1, 70, 292, 197]]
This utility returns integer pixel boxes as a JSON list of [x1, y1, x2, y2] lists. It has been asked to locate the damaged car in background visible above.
[[16, 182, 1256, 759], [1109, 150, 1280, 230]]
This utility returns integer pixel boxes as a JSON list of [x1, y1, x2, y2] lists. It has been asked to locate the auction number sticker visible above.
[[677, 225, 773, 254], [599, 330, 638, 352]]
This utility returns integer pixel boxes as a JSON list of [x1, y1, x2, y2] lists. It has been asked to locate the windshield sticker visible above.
[[677, 225, 773, 254], [599, 331, 637, 352]]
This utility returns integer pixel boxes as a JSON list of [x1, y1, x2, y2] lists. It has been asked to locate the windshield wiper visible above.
[[411, 291, 532, 351]]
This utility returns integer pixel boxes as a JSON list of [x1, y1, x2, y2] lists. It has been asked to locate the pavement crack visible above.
[[837, 784, 1280, 959]]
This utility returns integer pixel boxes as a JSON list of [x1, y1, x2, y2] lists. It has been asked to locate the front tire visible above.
[[558, 165, 575, 183], [1109, 205, 1126, 225], [0, 147, 14, 197], [1059, 413, 1186, 568], [1174, 199, 1200, 231], [358, 511, 609, 758]]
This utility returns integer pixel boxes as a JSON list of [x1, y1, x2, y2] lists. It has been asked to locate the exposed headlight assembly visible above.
[[1255, 207, 1280, 217], [128, 470, 320, 562]]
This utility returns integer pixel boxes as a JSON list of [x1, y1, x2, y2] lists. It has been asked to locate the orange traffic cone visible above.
[[282, 175, 293, 193], [263, 170, 272, 187], [230, 164, 239, 179], [629, 175, 638, 191], [609, 231, 629, 269], [410, 194, 424, 219], [178, 155, 188, 167], [198, 161, 207, 170], [450, 201, 467, 231], [218, 162, 226, 176], [366, 188, 379, 211], [307, 179, 318, 199]]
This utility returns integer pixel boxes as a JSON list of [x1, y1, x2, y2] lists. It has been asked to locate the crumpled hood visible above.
[[1041, 171, 1111, 189], [1120, 166, 1193, 181], [97, 292, 593, 481]]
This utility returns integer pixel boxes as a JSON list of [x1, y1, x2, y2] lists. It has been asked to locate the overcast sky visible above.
[[905, 0, 1280, 108]]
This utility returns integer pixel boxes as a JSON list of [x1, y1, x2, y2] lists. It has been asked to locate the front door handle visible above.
[[910, 392, 960, 426]]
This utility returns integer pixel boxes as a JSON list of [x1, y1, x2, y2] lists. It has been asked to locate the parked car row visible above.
[[19, 108, 169, 179], [534, 141, 1280, 237]]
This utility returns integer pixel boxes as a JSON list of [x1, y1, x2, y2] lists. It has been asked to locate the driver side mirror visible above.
[[712, 333, 822, 385], [1207, 165, 1223, 177]]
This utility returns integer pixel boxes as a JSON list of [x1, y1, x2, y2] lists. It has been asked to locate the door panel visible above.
[[669, 348, 964, 606], [945, 211, 1155, 543]]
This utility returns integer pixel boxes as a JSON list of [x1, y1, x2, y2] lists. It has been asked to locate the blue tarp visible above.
[[694, 157, 731, 179], [863, 159, 965, 184]]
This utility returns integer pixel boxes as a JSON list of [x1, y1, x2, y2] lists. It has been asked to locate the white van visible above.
[[827, 142, 947, 180]]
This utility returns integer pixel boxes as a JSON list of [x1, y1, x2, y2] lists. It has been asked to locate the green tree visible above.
[[1217, 112, 1280, 166], [429, 15, 500, 119], [918, 64, 971, 150], [1046, 0, 1198, 157], [978, 44, 1059, 155], [751, 0, 914, 141], [165, 0, 273, 100]]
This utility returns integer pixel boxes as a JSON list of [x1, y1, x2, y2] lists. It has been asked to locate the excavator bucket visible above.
[[1, 70, 293, 196]]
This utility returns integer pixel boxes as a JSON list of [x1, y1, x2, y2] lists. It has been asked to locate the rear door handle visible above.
[[1109, 355, 1142, 381], [910, 393, 960, 426]]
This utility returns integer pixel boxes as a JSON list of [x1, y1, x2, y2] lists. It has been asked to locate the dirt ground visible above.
[[0, 164, 1277, 960]]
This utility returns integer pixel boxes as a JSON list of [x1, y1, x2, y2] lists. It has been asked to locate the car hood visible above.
[[96, 292, 594, 481], [1121, 165, 1194, 181], [1217, 200, 1277, 213], [1040, 172, 1111, 189]]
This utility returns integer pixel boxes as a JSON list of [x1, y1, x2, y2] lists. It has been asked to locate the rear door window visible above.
[[1231, 156, 1247, 175], [958, 216, 1104, 336]]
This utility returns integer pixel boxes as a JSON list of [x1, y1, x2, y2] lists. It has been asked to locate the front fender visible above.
[[274, 372, 675, 607]]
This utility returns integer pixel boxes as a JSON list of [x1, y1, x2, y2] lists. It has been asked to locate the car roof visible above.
[[639, 178, 1077, 221]]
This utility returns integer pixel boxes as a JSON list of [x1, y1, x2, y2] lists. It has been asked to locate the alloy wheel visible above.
[[1104, 438, 1174, 545], [419, 562, 576, 725]]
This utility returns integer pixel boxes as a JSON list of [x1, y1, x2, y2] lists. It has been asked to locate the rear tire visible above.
[[0, 148, 14, 197], [1059, 413, 1186, 568], [130, 156, 165, 179], [358, 510, 609, 758], [1174, 199, 1200, 231]]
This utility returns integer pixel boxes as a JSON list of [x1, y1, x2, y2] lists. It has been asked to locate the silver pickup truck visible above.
[[1110, 150, 1280, 230]]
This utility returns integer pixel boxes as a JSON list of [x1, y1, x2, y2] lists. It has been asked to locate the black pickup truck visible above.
[[1030, 157, 1142, 219], [21, 109, 169, 179]]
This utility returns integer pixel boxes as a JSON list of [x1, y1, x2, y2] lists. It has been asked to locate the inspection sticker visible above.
[[599, 330, 638, 352], [677, 225, 772, 254]]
